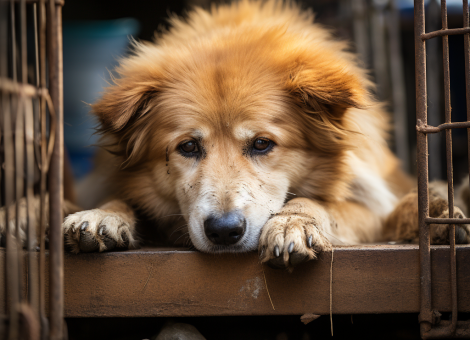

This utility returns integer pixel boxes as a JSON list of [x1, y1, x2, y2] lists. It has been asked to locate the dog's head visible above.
[[92, 3, 370, 253]]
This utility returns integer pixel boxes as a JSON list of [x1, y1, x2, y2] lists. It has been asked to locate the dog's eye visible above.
[[179, 140, 199, 155], [252, 138, 274, 154], [254, 138, 270, 151]]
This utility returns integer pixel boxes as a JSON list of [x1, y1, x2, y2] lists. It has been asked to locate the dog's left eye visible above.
[[252, 138, 274, 154], [179, 140, 199, 156]]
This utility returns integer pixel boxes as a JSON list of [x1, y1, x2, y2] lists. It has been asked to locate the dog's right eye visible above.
[[179, 140, 199, 156]]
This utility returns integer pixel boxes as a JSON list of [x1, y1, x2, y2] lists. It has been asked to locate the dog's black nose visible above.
[[204, 211, 246, 246]]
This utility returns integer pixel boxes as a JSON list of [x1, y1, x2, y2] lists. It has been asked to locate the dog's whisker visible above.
[[168, 224, 188, 239], [174, 231, 190, 245]]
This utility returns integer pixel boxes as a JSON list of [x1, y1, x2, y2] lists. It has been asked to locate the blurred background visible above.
[[62, 0, 469, 185]]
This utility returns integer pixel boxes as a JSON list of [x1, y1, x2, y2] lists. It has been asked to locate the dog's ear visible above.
[[286, 61, 368, 120], [92, 74, 159, 133]]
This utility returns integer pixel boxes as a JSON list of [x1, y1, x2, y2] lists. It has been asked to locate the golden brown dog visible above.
[[2, 0, 469, 270]]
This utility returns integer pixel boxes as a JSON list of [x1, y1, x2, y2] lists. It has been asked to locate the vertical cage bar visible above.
[[25, 97, 39, 317], [440, 0, 458, 335], [38, 0, 48, 336], [414, 0, 433, 336], [6, 3, 20, 339], [464, 0, 470, 210], [14, 0, 25, 307], [48, 0, 64, 338]]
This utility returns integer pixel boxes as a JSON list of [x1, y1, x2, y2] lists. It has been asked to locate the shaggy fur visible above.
[[1, 0, 468, 269]]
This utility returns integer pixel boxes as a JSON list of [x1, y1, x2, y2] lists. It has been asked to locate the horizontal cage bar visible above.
[[425, 218, 470, 225], [417, 121, 470, 133], [0, 77, 49, 97], [422, 27, 470, 40]]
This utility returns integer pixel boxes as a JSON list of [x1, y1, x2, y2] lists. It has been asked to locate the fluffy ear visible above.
[[92, 78, 159, 133], [286, 61, 368, 120]]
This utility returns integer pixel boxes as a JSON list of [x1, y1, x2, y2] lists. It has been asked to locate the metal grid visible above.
[[0, 0, 65, 339], [415, 0, 470, 338]]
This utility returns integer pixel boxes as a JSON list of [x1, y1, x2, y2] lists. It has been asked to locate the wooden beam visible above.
[[1, 244, 469, 317]]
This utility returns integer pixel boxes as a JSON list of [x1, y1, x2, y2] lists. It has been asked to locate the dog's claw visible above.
[[274, 245, 280, 257], [80, 221, 89, 231], [98, 225, 105, 236], [288, 242, 294, 254], [308, 235, 313, 248]]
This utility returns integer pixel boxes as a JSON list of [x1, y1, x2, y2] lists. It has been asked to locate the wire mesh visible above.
[[0, 0, 64, 339]]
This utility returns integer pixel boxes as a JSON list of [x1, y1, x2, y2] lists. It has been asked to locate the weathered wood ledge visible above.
[[1, 244, 469, 317]]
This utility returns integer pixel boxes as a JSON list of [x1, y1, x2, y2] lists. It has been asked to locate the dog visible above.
[[2, 0, 469, 270]]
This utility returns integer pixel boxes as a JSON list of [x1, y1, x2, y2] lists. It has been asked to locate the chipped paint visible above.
[[239, 277, 263, 299]]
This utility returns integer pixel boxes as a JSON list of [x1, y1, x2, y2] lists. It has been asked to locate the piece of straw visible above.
[[262, 265, 275, 310], [330, 248, 334, 336]]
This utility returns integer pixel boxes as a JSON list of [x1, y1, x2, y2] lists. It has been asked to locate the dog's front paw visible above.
[[431, 207, 470, 244], [259, 213, 332, 271], [63, 209, 136, 253]]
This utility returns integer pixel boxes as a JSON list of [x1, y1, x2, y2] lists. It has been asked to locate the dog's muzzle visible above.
[[203, 210, 246, 246]]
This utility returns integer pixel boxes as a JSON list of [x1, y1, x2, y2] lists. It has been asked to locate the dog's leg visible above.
[[63, 200, 138, 253], [258, 197, 380, 271], [0, 194, 81, 247], [384, 183, 470, 244]]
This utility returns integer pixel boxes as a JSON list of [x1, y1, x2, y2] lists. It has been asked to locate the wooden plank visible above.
[[1, 244, 469, 317]]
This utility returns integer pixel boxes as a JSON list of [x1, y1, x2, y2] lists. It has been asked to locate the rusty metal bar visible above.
[[25, 97, 39, 316], [440, 0, 458, 334], [47, 0, 64, 338], [21, 0, 39, 321], [415, 0, 433, 336], [38, 1, 48, 336], [422, 27, 470, 40], [464, 0, 470, 265], [423, 321, 470, 339], [0, 78, 50, 97], [416, 0, 470, 337], [417, 121, 470, 133], [425, 217, 470, 224], [6, 3, 22, 339]]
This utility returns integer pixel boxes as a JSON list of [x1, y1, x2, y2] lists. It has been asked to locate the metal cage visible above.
[[415, 0, 470, 338], [0, 0, 65, 339], [2, 0, 470, 338]]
